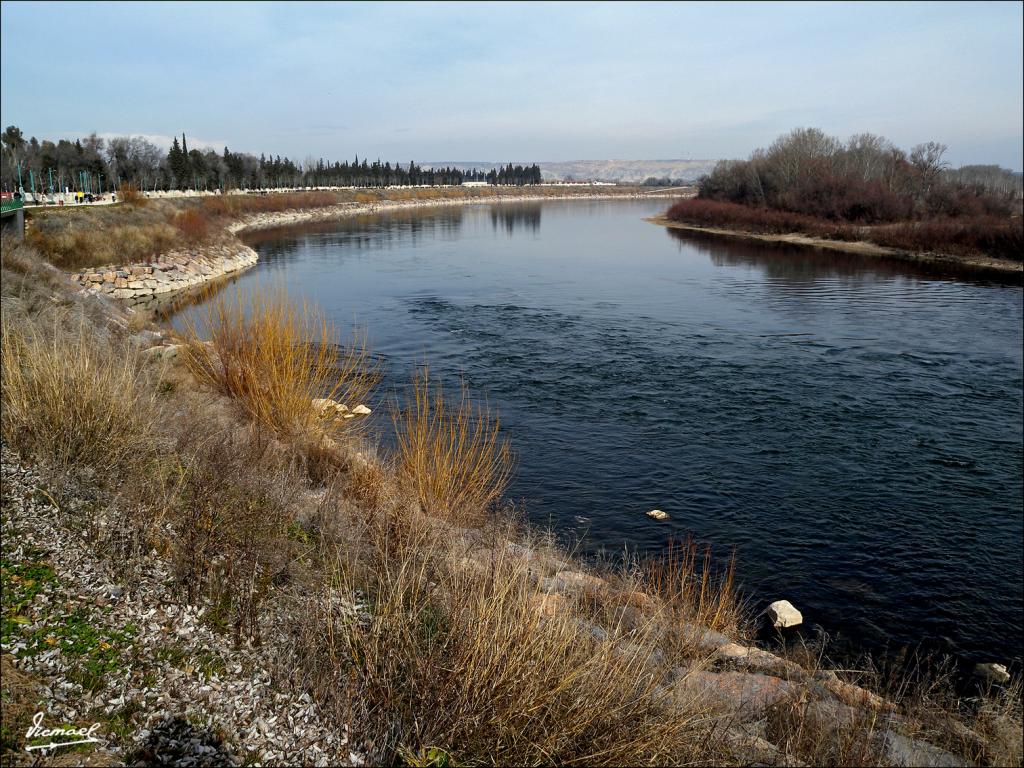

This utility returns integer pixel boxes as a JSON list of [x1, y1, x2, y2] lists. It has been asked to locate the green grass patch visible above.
[[2, 553, 137, 692], [1, 557, 59, 646]]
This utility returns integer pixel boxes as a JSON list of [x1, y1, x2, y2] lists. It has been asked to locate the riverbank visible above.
[[2, 202, 1021, 766], [648, 215, 1024, 281], [228, 189, 681, 236], [71, 245, 258, 303], [32, 186, 682, 305]]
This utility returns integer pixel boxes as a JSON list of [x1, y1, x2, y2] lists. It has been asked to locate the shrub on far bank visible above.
[[870, 216, 1024, 262], [666, 199, 1024, 262], [682, 127, 1024, 261], [666, 199, 856, 238]]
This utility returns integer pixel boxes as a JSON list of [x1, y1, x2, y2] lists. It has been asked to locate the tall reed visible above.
[[181, 286, 379, 442], [640, 536, 741, 653], [393, 368, 514, 524]]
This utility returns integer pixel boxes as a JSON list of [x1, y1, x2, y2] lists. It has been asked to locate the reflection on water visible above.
[[245, 207, 467, 264], [665, 225, 1019, 285], [490, 203, 542, 236], [169, 199, 1024, 673], [136, 272, 248, 319]]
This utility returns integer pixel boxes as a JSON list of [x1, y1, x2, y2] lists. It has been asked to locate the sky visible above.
[[1, 1, 1022, 168]]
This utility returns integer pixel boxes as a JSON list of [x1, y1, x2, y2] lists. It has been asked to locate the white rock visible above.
[[767, 600, 802, 628], [646, 509, 670, 521], [312, 398, 348, 417], [974, 662, 1010, 684], [351, 404, 372, 415], [880, 732, 966, 768], [141, 344, 182, 362]]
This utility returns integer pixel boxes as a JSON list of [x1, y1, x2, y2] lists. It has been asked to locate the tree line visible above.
[[697, 128, 1022, 222], [0, 126, 543, 194]]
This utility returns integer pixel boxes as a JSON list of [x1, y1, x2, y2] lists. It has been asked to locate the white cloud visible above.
[[94, 133, 228, 152]]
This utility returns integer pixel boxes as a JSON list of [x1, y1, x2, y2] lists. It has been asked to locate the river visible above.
[[170, 198, 1024, 671]]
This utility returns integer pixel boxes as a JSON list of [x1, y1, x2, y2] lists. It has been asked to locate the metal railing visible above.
[[1, 198, 25, 216]]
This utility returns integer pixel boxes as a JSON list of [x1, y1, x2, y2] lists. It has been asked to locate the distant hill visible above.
[[423, 159, 718, 184]]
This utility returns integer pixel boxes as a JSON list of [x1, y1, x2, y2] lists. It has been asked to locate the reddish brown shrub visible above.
[[118, 183, 147, 207], [174, 208, 210, 243], [666, 199, 855, 238], [871, 217, 1024, 261], [666, 199, 1024, 261], [198, 191, 338, 219], [780, 170, 911, 223]]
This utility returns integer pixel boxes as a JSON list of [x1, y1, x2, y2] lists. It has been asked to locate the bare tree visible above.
[[945, 164, 1023, 198], [910, 141, 949, 197], [842, 133, 895, 181]]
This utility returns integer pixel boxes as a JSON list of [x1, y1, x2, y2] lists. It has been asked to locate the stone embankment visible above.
[[71, 245, 258, 304]]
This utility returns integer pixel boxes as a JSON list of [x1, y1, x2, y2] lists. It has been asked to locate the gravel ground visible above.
[[1, 445, 365, 767]]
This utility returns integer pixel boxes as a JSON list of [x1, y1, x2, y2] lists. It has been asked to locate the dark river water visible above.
[[171, 199, 1023, 670]]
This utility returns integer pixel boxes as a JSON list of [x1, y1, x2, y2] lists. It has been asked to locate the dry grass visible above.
[[180, 286, 380, 445], [1, 654, 42, 757], [25, 221, 179, 270], [158, 426, 298, 645], [393, 368, 514, 525], [971, 679, 1024, 766], [26, 201, 181, 270], [310, 503, 724, 766], [0, 236, 43, 278], [198, 191, 341, 218], [888, 661, 1024, 768], [638, 537, 742, 657], [0, 311, 157, 476], [757, 643, 1024, 768], [764, 690, 890, 766]]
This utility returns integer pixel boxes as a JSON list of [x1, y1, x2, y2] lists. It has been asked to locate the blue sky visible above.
[[1, 1, 1021, 167]]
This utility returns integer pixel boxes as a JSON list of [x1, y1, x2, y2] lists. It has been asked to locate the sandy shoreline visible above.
[[646, 215, 1023, 280]]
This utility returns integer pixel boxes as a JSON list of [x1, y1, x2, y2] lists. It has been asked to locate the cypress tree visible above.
[[168, 137, 183, 189]]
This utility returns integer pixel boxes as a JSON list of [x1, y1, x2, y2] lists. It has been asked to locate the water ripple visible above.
[[176, 199, 1023, 671]]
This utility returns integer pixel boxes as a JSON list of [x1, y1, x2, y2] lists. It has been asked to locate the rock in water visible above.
[[351, 404, 372, 415], [646, 509, 670, 521], [767, 600, 803, 628], [974, 662, 1011, 684]]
